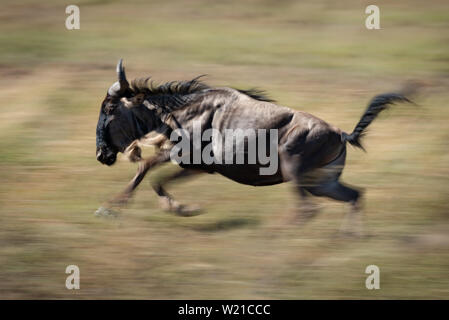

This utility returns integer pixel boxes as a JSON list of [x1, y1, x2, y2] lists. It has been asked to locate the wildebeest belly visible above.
[[212, 164, 284, 186]]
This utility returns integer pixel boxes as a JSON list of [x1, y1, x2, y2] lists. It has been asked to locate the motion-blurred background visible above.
[[0, 0, 448, 299]]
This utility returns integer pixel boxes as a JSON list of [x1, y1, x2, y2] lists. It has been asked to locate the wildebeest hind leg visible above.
[[280, 152, 320, 224], [306, 181, 364, 236], [295, 185, 320, 224]]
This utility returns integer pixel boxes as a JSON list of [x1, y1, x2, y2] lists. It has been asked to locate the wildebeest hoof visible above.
[[94, 206, 119, 218], [159, 197, 179, 212], [302, 203, 320, 217], [159, 197, 201, 216], [174, 204, 202, 217], [293, 206, 319, 225]]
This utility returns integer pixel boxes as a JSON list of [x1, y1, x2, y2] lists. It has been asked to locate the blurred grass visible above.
[[0, 0, 448, 299]]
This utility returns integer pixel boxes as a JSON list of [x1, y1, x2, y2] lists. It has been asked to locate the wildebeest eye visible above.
[[104, 101, 118, 115], [132, 93, 145, 105]]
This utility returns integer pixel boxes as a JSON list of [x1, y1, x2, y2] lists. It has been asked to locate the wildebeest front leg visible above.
[[151, 168, 203, 215], [114, 150, 171, 205], [95, 151, 171, 217]]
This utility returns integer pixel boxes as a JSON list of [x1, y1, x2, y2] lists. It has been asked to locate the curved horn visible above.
[[107, 58, 130, 97], [117, 58, 129, 89]]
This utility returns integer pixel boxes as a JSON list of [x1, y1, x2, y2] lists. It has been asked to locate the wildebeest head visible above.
[[96, 59, 153, 166]]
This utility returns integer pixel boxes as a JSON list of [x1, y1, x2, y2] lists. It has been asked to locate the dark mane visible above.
[[130, 76, 275, 112], [234, 88, 275, 103], [131, 76, 209, 97], [130, 76, 209, 112]]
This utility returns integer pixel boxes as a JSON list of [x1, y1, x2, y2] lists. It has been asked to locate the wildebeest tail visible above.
[[342, 93, 412, 151]]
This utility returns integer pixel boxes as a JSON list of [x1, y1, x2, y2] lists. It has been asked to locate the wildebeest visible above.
[[95, 59, 412, 235]]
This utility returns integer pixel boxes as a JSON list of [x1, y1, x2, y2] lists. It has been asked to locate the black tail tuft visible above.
[[342, 131, 367, 151], [343, 93, 412, 151]]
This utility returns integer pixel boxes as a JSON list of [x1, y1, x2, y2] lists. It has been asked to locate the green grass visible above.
[[0, 0, 448, 299]]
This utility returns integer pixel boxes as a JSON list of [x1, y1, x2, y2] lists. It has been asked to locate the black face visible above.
[[96, 95, 158, 166], [97, 59, 144, 166], [96, 98, 135, 166]]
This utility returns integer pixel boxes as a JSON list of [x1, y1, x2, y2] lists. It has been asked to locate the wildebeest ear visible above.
[[107, 58, 130, 97]]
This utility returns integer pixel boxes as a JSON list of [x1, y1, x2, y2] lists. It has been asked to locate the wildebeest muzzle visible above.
[[96, 145, 117, 166]]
